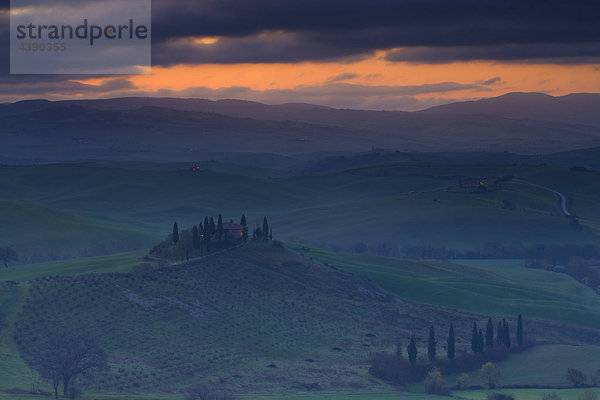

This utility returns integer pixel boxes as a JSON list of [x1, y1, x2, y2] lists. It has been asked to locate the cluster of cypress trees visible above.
[[471, 315, 523, 354], [172, 213, 249, 255], [405, 314, 524, 365], [252, 216, 272, 240]]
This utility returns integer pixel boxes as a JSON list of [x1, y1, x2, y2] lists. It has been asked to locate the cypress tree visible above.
[[203, 216, 209, 233], [407, 335, 417, 366], [496, 321, 503, 345], [240, 214, 248, 243], [485, 317, 494, 348], [428, 325, 436, 363], [192, 225, 200, 249], [217, 214, 224, 246], [503, 319, 511, 348], [478, 329, 484, 353], [471, 322, 478, 353], [262, 217, 269, 240], [517, 314, 523, 346], [209, 217, 215, 236], [172, 222, 179, 244], [447, 323, 455, 360]]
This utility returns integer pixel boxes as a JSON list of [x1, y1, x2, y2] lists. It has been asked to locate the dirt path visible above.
[[516, 179, 571, 217]]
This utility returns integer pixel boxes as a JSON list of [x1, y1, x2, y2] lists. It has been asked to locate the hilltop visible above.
[[5, 241, 600, 398], [10, 242, 461, 394]]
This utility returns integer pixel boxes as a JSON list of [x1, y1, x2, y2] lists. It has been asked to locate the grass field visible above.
[[446, 344, 600, 387], [457, 388, 599, 400], [288, 245, 600, 330], [0, 250, 155, 282], [3, 160, 600, 265], [0, 197, 159, 264], [241, 391, 448, 400]]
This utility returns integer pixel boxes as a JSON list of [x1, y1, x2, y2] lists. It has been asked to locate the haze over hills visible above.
[[2, 92, 600, 163]]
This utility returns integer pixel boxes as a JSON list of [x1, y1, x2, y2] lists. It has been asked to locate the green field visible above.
[[0, 241, 597, 398], [446, 344, 600, 387], [289, 245, 600, 330], [3, 157, 600, 398], [0, 197, 160, 264], [0, 250, 155, 282], [458, 388, 600, 400], [3, 160, 600, 266]]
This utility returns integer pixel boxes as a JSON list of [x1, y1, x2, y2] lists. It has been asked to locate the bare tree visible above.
[[30, 330, 107, 399], [0, 247, 17, 268]]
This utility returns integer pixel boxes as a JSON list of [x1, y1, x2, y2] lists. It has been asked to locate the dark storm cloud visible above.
[[147, 0, 600, 64], [0, 77, 135, 97], [2, 0, 599, 65], [385, 43, 600, 64], [150, 0, 600, 45], [151, 32, 371, 66]]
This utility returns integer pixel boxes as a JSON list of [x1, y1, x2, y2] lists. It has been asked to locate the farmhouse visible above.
[[223, 221, 244, 239], [459, 177, 487, 188]]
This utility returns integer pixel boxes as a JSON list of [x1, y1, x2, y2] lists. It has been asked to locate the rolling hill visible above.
[[0, 198, 159, 264], [420, 92, 600, 128], [8, 242, 463, 394], [5, 242, 600, 398], [3, 159, 600, 265], [3, 93, 600, 163]]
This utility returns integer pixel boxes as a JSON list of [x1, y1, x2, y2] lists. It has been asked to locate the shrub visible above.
[[480, 362, 502, 389], [456, 373, 471, 389], [368, 353, 428, 384], [438, 351, 481, 375], [566, 368, 588, 387], [424, 368, 451, 395], [368, 353, 412, 385]]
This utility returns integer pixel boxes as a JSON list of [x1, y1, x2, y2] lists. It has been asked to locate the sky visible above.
[[1, 0, 599, 110]]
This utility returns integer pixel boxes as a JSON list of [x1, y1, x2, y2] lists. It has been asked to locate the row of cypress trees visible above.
[[405, 314, 524, 365]]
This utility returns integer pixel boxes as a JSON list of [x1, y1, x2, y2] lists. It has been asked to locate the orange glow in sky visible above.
[[68, 51, 600, 110]]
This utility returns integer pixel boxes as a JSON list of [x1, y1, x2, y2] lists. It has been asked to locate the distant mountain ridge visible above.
[[420, 92, 600, 128], [2, 92, 600, 161]]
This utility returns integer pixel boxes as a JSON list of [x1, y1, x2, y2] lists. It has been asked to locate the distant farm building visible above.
[[459, 177, 487, 188], [223, 221, 244, 239]]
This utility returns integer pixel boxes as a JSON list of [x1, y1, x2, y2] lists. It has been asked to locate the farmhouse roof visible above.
[[223, 222, 244, 230]]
